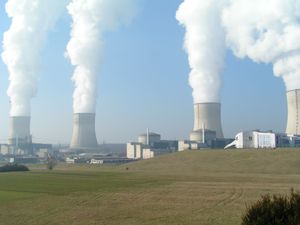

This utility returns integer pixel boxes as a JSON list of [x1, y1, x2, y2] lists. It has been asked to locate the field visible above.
[[0, 149, 300, 225]]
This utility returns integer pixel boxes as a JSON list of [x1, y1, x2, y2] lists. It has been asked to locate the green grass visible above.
[[0, 149, 300, 225]]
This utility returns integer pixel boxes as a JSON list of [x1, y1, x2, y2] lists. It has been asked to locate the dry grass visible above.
[[0, 149, 300, 225]]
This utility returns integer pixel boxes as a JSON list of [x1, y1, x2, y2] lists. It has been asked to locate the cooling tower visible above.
[[8, 116, 31, 146], [70, 113, 98, 150], [286, 89, 300, 135], [191, 103, 224, 139]]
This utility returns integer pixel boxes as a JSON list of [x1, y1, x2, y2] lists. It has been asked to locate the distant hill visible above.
[[118, 149, 300, 176]]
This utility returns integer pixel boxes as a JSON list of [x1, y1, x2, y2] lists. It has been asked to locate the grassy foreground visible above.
[[0, 149, 300, 225]]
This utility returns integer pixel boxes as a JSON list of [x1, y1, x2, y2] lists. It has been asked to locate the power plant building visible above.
[[127, 131, 177, 160], [190, 129, 216, 143], [126, 142, 154, 160], [138, 132, 161, 146], [225, 131, 276, 149]]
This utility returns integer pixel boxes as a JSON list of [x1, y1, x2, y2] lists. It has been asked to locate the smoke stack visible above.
[[192, 103, 224, 138], [8, 116, 31, 146], [286, 89, 300, 135], [70, 113, 98, 150]]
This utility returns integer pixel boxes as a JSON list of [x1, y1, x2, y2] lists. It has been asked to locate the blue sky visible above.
[[0, 0, 287, 144]]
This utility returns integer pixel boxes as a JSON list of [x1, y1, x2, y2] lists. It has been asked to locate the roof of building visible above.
[[139, 132, 161, 137]]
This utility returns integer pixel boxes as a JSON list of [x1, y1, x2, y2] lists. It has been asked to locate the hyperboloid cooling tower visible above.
[[190, 103, 224, 141], [8, 116, 31, 146], [286, 89, 300, 135], [70, 113, 98, 150]]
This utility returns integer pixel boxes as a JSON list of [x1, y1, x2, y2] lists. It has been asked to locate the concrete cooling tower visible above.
[[286, 89, 300, 135], [70, 113, 98, 150], [190, 103, 224, 141], [8, 116, 31, 146]]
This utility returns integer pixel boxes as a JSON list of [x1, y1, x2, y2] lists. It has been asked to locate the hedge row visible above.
[[0, 164, 29, 172]]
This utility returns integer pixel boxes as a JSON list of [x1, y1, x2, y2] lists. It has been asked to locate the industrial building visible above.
[[138, 132, 161, 146], [225, 131, 276, 149], [178, 138, 233, 151], [224, 130, 300, 149], [177, 102, 233, 151], [1, 83, 300, 161], [190, 129, 216, 143], [127, 131, 178, 160], [127, 142, 154, 159]]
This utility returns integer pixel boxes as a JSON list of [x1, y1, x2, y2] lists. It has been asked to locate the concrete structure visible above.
[[126, 142, 154, 160], [286, 89, 300, 135], [8, 116, 31, 146], [191, 103, 224, 139], [127, 131, 178, 160], [178, 140, 207, 151], [70, 113, 98, 150], [127, 142, 143, 159], [276, 133, 300, 147], [189, 129, 216, 143], [142, 148, 154, 159], [138, 132, 161, 146], [286, 135, 300, 147], [225, 131, 276, 149]]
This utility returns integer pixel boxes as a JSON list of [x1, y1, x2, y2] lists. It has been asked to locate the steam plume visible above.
[[2, 0, 68, 116], [176, 0, 227, 103], [66, 0, 138, 113], [222, 0, 300, 91]]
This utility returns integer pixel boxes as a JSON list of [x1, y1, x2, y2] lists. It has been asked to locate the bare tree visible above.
[[47, 154, 56, 170]]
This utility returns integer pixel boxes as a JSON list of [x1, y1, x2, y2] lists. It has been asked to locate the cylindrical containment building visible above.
[[138, 132, 161, 146], [70, 113, 98, 150], [191, 103, 224, 139], [8, 116, 31, 146], [286, 89, 300, 135]]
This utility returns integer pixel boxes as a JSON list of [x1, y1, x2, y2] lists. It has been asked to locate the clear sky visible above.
[[0, 0, 287, 144]]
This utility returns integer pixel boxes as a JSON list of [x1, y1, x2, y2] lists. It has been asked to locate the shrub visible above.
[[0, 164, 29, 172], [241, 190, 300, 225]]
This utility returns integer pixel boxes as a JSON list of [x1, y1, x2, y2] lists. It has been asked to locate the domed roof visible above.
[[139, 132, 161, 137]]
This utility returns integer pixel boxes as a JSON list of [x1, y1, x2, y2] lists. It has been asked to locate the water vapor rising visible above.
[[222, 0, 300, 91], [66, 0, 138, 113], [2, 0, 68, 116], [176, 0, 227, 103]]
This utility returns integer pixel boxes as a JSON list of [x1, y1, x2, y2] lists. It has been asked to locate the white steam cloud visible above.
[[222, 0, 300, 91], [176, 0, 227, 103], [177, 0, 300, 103], [2, 0, 68, 117], [66, 0, 138, 113]]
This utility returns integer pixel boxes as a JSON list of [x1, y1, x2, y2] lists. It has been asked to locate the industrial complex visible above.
[[0, 89, 300, 165]]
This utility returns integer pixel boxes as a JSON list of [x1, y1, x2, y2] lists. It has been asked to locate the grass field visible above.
[[0, 149, 300, 225]]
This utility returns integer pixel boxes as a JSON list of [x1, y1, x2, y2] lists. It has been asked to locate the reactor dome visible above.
[[138, 132, 161, 145]]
